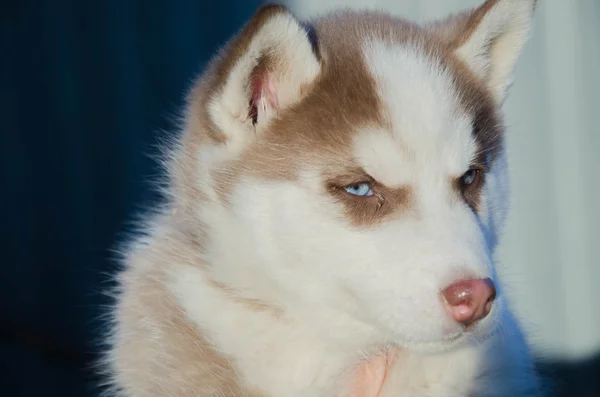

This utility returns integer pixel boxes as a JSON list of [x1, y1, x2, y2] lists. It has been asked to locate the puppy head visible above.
[[172, 0, 535, 352]]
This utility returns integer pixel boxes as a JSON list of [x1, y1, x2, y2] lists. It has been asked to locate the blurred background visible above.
[[1, 0, 598, 396]]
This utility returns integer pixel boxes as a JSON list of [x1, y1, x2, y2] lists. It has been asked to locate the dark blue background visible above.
[[0, 1, 598, 396], [1, 1, 262, 395]]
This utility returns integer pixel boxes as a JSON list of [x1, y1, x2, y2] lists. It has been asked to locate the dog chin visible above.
[[396, 322, 498, 355], [396, 332, 468, 354]]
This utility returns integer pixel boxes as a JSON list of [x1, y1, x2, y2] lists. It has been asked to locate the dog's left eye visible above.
[[461, 168, 481, 187], [344, 183, 373, 197]]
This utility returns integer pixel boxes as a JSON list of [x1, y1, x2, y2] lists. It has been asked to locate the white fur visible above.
[[361, 39, 477, 179], [344, 39, 498, 347]]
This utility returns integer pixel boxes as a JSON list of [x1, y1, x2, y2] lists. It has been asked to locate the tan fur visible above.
[[448, 0, 502, 48]]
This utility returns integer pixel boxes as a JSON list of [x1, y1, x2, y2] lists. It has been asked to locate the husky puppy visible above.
[[106, 1, 541, 396]]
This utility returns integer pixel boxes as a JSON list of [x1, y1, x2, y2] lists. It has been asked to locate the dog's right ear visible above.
[[207, 4, 321, 148]]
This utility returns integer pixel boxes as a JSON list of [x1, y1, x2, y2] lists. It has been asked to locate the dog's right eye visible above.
[[344, 183, 373, 197]]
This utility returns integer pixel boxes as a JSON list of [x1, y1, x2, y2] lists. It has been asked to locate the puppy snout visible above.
[[441, 278, 496, 328]]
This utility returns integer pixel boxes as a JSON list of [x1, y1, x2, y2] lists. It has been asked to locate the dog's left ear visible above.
[[432, 0, 536, 104]]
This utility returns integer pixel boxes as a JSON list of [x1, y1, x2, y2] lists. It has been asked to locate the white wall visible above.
[[286, 0, 600, 361]]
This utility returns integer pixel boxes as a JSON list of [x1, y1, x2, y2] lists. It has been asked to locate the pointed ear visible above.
[[432, 0, 536, 104], [207, 4, 320, 145]]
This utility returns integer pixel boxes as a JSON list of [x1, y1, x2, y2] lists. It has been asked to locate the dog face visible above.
[[173, 0, 535, 352]]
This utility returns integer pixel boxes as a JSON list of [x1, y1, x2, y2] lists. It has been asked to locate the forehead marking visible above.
[[362, 39, 477, 177]]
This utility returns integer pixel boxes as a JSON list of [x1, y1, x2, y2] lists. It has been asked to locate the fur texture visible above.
[[105, 1, 541, 396]]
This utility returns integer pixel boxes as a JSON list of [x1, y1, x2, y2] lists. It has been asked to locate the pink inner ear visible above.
[[249, 66, 279, 125]]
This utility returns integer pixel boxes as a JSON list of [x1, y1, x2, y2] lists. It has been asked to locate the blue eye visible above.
[[461, 168, 481, 187], [344, 183, 373, 197]]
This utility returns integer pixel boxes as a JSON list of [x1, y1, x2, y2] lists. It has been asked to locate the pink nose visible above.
[[441, 278, 496, 328]]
